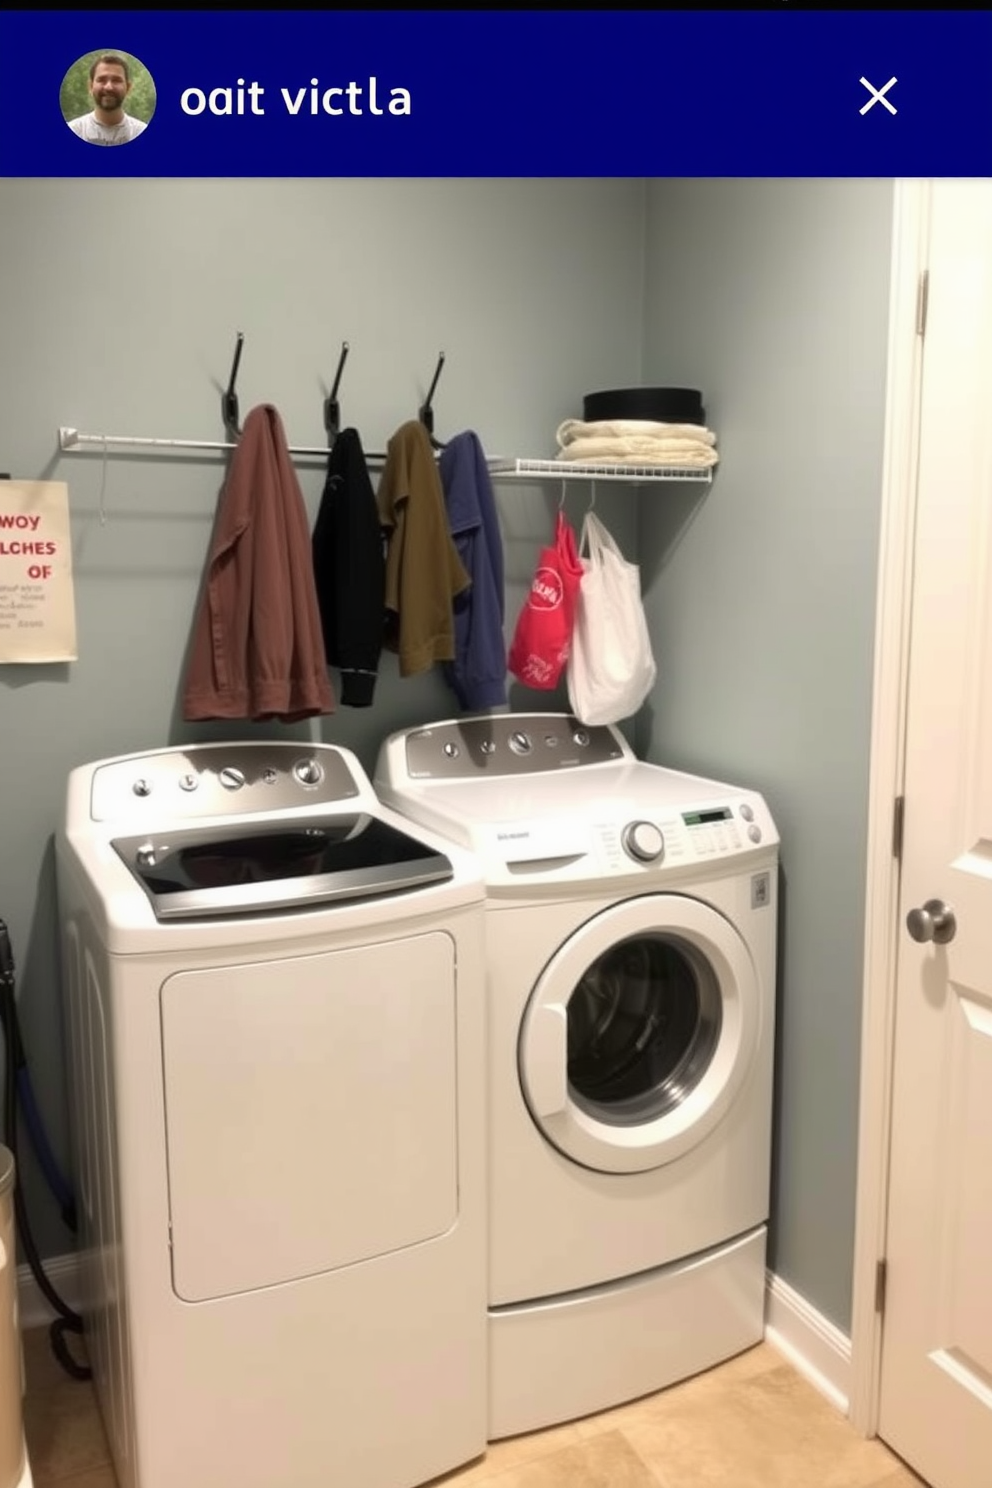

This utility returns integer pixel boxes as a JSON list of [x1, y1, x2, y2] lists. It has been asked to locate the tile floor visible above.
[[20, 1326, 929, 1488]]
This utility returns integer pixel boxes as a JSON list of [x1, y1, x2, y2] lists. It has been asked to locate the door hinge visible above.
[[892, 795, 905, 861], [917, 270, 929, 337], [875, 1258, 887, 1314]]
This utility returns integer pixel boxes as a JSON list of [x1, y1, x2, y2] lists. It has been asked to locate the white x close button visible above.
[[860, 76, 898, 115]]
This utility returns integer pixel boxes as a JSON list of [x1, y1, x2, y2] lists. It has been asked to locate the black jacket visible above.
[[311, 428, 386, 707]]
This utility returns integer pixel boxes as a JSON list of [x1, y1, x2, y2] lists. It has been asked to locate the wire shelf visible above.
[[488, 458, 714, 484]]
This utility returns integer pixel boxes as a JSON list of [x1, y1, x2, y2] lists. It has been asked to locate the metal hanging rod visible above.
[[57, 427, 374, 461]]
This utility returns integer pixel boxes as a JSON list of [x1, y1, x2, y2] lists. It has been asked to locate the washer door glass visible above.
[[518, 894, 762, 1174], [567, 933, 721, 1124]]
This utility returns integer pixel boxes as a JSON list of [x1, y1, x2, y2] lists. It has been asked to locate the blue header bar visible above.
[[2, 9, 990, 176]]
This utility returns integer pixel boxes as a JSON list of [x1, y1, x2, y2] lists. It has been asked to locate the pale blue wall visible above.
[[639, 178, 894, 1330]]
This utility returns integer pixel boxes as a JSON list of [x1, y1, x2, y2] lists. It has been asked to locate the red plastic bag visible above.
[[508, 511, 584, 689]]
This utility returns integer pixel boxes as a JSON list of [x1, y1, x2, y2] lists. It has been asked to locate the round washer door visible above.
[[518, 893, 762, 1175]]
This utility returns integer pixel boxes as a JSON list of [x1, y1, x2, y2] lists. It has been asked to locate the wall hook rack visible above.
[[222, 332, 245, 440], [418, 351, 446, 448], [324, 341, 350, 443]]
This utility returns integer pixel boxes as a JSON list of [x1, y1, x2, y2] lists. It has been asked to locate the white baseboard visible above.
[[19, 1253, 852, 1421], [764, 1270, 852, 1416], [16, 1251, 81, 1331]]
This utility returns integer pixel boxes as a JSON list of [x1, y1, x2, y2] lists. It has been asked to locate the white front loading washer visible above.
[[374, 713, 780, 1440], [55, 741, 488, 1488]]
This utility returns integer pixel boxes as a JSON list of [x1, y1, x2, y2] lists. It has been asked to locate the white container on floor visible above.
[[0, 1147, 31, 1488]]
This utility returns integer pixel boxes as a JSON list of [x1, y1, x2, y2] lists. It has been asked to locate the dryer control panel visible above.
[[88, 743, 362, 823], [403, 714, 628, 779]]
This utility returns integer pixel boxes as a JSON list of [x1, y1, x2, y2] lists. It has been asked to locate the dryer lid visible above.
[[111, 813, 453, 921]]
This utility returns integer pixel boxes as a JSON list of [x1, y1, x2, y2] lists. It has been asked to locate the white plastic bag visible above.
[[566, 511, 657, 726]]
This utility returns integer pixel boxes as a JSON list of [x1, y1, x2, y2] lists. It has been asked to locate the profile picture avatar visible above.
[[61, 50, 156, 145]]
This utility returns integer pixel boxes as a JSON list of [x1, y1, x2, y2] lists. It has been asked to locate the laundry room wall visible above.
[[0, 177, 646, 1263], [637, 177, 895, 1333]]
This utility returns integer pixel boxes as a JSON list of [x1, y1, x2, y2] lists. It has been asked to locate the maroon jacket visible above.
[[183, 405, 334, 722]]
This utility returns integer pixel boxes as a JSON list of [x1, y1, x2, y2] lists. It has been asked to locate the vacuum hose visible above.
[[0, 919, 90, 1381]]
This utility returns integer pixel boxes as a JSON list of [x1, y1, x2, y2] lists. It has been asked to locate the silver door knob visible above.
[[906, 899, 956, 945]]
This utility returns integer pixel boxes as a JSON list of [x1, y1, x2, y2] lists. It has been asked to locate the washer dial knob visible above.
[[508, 731, 532, 756], [218, 767, 245, 791], [294, 758, 323, 786], [622, 821, 665, 864]]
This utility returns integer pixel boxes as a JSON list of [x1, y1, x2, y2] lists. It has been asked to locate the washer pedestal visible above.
[[489, 1227, 766, 1440]]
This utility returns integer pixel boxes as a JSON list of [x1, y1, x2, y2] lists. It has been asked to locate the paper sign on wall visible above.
[[0, 480, 78, 663]]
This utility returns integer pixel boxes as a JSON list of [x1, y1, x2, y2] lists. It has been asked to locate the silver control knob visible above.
[[573, 729, 590, 747], [135, 842, 157, 868], [219, 767, 245, 791], [132, 778, 152, 797], [480, 740, 496, 756], [443, 742, 460, 759], [294, 758, 323, 786], [906, 899, 957, 945], [509, 731, 532, 756], [178, 773, 199, 793], [622, 821, 665, 864]]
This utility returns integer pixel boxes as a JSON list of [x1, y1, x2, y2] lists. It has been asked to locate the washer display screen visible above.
[[682, 808, 732, 827]]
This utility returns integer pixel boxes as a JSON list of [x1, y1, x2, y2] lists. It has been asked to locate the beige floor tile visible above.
[[571, 1431, 663, 1486], [23, 1379, 111, 1485], [868, 1471, 929, 1488], [572, 1342, 784, 1439], [34, 1468, 119, 1488], [463, 1430, 659, 1488], [431, 1422, 583, 1485], [622, 1366, 914, 1488], [21, 1329, 110, 1485]]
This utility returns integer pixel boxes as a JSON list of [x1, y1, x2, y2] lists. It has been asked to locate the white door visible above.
[[877, 179, 992, 1488]]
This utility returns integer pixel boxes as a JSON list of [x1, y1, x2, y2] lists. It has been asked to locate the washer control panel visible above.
[[89, 743, 361, 822], [581, 801, 766, 877], [404, 714, 626, 779], [654, 803, 765, 862]]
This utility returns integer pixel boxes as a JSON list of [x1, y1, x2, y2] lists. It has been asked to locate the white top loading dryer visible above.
[[55, 740, 488, 1488], [375, 713, 780, 1440]]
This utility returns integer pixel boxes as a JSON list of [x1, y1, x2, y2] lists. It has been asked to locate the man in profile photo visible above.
[[67, 54, 148, 144]]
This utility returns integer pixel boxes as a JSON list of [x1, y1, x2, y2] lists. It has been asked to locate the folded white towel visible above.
[[557, 418, 717, 450], [556, 436, 719, 469]]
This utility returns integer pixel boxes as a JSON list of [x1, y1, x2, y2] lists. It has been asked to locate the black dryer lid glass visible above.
[[111, 814, 453, 920]]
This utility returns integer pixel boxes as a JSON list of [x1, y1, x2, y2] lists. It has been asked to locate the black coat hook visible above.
[[222, 332, 244, 439], [324, 341, 349, 444], [418, 351, 446, 450]]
